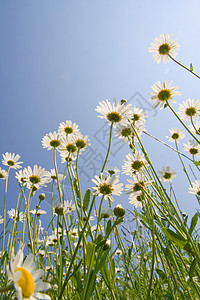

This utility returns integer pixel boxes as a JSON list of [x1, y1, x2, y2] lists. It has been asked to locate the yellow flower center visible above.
[[16, 267, 35, 297]]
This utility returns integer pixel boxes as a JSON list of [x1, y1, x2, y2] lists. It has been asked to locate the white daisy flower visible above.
[[30, 209, 47, 216], [58, 135, 77, 157], [95, 98, 133, 127], [63, 200, 76, 214], [114, 124, 135, 143], [60, 152, 76, 164], [105, 166, 120, 177], [73, 133, 91, 153], [7, 247, 51, 299], [189, 180, 200, 197], [177, 99, 200, 121], [7, 209, 25, 223], [92, 174, 123, 202], [54, 227, 67, 236], [41, 131, 61, 150], [70, 228, 79, 238], [15, 169, 27, 184], [2, 152, 23, 170], [0, 167, 8, 180], [148, 33, 179, 64], [131, 106, 148, 124], [122, 151, 148, 175], [115, 249, 122, 256], [128, 191, 144, 208], [183, 140, 200, 157], [0, 215, 4, 224], [166, 128, 185, 143], [45, 169, 64, 182], [24, 165, 50, 189], [158, 166, 177, 182], [150, 80, 181, 110], [58, 120, 79, 136], [115, 267, 122, 273], [101, 207, 113, 218], [125, 173, 152, 197]]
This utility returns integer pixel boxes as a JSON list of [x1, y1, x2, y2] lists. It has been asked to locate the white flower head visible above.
[[131, 106, 148, 125], [0, 167, 8, 180], [63, 200, 76, 214], [183, 140, 200, 157], [15, 169, 28, 184], [59, 134, 77, 157], [95, 98, 133, 127], [7, 209, 25, 223], [7, 246, 51, 299], [150, 80, 181, 110], [24, 165, 50, 189], [0, 215, 4, 224], [105, 166, 120, 177], [158, 166, 177, 182], [122, 151, 148, 176], [41, 131, 61, 150], [92, 173, 123, 202], [125, 173, 152, 197], [58, 120, 79, 137], [128, 191, 144, 208], [45, 169, 64, 182], [178, 99, 200, 121], [166, 128, 185, 143], [2, 152, 23, 170], [148, 33, 179, 64], [30, 209, 47, 216], [73, 133, 90, 153]]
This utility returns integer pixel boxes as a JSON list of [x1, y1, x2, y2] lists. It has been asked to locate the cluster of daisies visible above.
[[149, 33, 200, 197]]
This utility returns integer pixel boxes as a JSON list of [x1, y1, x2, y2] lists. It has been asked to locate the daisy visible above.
[[0, 215, 4, 224], [73, 133, 91, 153], [30, 209, 47, 216], [95, 98, 133, 127], [41, 131, 61, 150], [150, 80, 181, 110], [189, 180, 200, 196], [166, 128, 185, 143], [114, 124, 135, 143], [183, 140, 200, 157], [2, 152, 23, 170], [131, 106, 148, 124], [24, 165, 50, 189], [113, 204, 125, 217], [101, 207, 113, 218], [148, 33, 179, 64], [0, 167, 8, 180], [105, 166, 120, 177], [15, 169, 28, 184], [128, 191, 144, 208], [45, 169, 64, 182], [158, 166, 177, 182], [58, 135, 77, 156], [92, 173, 123, 202], [7, 209, 24, 223], [7, 246, 51, 299], [58, 120, 79, 136], [115, 249, 122, 256], [178, 99, 200, 121], [122, 151, 148, 176], [63, 200, 76, 214], [60, 152, 76, 164], [125, 173, 152, 197]]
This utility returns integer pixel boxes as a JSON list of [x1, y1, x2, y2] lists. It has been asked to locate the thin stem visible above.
[[169, 54, 200, 80], [101, 123, 113, 173]]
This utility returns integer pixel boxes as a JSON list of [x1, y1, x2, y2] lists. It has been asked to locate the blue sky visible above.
[[0, 0, 200, 220]]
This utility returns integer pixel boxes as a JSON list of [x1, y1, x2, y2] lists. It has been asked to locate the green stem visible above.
[[101, 122, 113, 173], [169, 54, 200, 80]]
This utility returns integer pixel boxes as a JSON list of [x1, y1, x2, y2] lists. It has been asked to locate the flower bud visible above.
[[55, 202, 64, 215], [39, 193, 46, 201], [113, 204, 125, 217], [103, 239, 111, 251]]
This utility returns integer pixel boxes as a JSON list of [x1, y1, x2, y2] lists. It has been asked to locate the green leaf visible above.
[[162, 227, 187, 249], [189, 212, 198, 235], [86, 242, 94, 268], [189, 258, 197, 277], [190, 63, 194, 72], [156, 268, 167, 281], [100, 262, 112, 288], [106, 219, 112, 236], [83, 189, 91, 211]]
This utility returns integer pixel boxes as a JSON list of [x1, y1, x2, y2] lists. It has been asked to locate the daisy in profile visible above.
[[122, 151, 148, 176], [101, 207, 113, 219], [189, 180, 200, 196], [91, 173, 123, 202], [148, 33, 179, 64], [7, 209, 25, 223], [63, 200, 76, 214], [125, 173, 152, 197], [45, 169, 64, 182], [30, 209, 47, 216], [15, 169, 27, 184], [24, 165, 50, 189], [129, 191, 144, 208], [2, 152, 23, 170], [131, 106, 148, 125], [7, 246, 50, 299], [177, 99, 200, 121], [158, 166, 177, 182], [0, 167, 8, 180], [166, 128, 185, 143], [58, 120, 79, 137], [150, 80, 181, 110], [105, 166, 120, 177], [41, 131, 61, 150], [183, 140, 200, 157], [95, 98, 133, 127]]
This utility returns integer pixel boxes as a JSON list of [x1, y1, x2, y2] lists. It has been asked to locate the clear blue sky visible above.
[[0, 0, 200, 219]]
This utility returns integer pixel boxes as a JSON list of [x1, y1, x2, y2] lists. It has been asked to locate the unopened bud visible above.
[[55, 202, 64, 215], [103, 239, 111, 251], [113, 204, 125, 217], [39, 193, 46, 201]]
